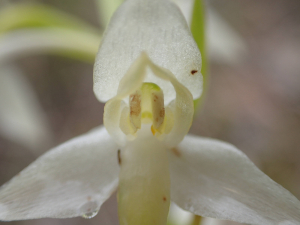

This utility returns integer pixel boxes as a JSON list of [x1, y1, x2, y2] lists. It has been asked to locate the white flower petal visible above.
[[146, 56, 194, 147], [103, 54, 148, 146], [169, 134, 300, 225], [0, 126, 119, 221], [94, 0, 202, 103], [171, 0, 194, 25], [95, 0, 123, 26], [104, 53, 194, 147]]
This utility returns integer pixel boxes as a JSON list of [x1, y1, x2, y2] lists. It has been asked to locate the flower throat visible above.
[[119, 82, 174, 136]]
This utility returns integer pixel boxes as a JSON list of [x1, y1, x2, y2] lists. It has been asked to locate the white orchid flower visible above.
[[171, 0, 195, 24], [0, 0, 300, 225]]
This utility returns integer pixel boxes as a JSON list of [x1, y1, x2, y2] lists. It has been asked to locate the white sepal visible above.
[[0, 126, 119, 220], [169, 134, 300, 225]]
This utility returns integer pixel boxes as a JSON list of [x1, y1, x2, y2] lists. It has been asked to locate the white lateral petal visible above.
[[103, 54, 148, 146], [104, 53, 194, 147], [94, 0, 202, 102], [169, 134, 300, 225], [146, 57, 194, 147], [0, 126, 119, 221]]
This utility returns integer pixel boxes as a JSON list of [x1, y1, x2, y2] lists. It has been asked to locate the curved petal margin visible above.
[[94, 0, 202, 103], [0, 126, 119, 221], [169, 134, 300, 225], [104, 53, 194, 147]]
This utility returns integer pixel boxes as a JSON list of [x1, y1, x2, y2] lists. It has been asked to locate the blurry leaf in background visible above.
[[207, 8, 247, 65], [172, 0, 248, 65], [0, 3, 103, 63], [173, 0, 248, 110], [0, 28, 101, 63], [167, 203, 193, 225], [167, 203, 231, 225], [0, 3, 99, 34], [0, 65, 52, 152], [95, 0, 123, 26]]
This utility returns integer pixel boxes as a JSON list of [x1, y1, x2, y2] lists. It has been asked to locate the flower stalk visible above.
[[192, 215, 202, 225], [191, 0, 207, 109]]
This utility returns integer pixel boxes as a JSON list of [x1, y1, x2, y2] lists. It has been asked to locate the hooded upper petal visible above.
[[0, 126, 119, 221], [169, 134, 300, 225], [93, 0, 202, 103], [171, 0, 194, 25]]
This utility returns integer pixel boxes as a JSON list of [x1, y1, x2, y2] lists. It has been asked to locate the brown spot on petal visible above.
[[118, 149, 122, 165], [130, 93, 141, 116], [171, 148, 181, 157], [191, 70, 198, 75], [163, 196, 167, 202], [160, 108, 165, 117], [87, 196, 92, 201]]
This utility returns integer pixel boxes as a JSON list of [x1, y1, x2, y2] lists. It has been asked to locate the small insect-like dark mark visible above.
[[118, 149, 122, 165], [87, 196, 92, 201], [191, 70, 198, 75], [171, 148, 181, 157], [163, 196, 167, 202], [152, 93, 159, 100]]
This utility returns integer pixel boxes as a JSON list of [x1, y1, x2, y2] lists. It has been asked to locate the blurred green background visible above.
[[0, 0, 299, 225]]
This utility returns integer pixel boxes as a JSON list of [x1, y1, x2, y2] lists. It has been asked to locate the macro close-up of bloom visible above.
[[0, 0, 300, 225]]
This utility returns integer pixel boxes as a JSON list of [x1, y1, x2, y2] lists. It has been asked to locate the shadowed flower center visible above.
[[119, 82, 174, 137]]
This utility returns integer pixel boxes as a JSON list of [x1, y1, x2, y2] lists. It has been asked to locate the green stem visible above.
[[191, 0, 208, 110], [192, 215, 203, 225]]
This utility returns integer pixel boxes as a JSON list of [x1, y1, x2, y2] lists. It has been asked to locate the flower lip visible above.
[[103, 53, 194, 147], [93, 0, 202, 103]]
